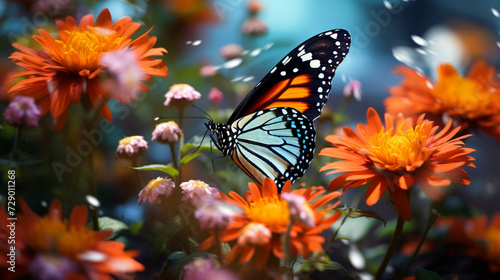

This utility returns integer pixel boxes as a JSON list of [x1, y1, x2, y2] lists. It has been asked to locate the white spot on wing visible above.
[[310, 59, 321, 68], [301, 52, 313, 62]]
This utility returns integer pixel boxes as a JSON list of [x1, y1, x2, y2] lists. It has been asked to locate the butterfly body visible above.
[[207, 29, 350, 192]]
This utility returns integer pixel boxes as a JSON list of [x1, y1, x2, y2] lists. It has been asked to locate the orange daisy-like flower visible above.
[[8, 8, 168, 131], [320, 107, 475, 220], [199, 178, 342, 269], [385, 60, 500, 141], [0, 199, 144, 279]]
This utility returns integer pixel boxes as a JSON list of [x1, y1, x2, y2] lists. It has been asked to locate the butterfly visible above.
[[206, 29, 351, 192]]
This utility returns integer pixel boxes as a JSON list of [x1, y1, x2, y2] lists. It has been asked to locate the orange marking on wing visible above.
[[264, 101, 309, 113], [278, 87, 310, 99], [245, 78, 290, 114], [290, 74, 310, 86]]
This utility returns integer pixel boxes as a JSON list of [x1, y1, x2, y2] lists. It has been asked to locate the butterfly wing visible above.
[[229, 107, 315, 192], [227, 29, 351, 124]]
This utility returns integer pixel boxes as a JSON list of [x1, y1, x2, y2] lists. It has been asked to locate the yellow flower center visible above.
[[245, 196, 290, 230], [434, 74, 498, 118], [146, 178, 164, 195], [118, 136, 134, 146], [49, 27, 127, 72], [368, 123, 431, 172], [27, 217, 97, 258]]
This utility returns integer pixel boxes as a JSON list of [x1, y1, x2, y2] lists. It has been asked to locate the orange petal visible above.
[[366, 178, 388, 206], [69, 205, 88, 229], [392, 189, 411, 221]]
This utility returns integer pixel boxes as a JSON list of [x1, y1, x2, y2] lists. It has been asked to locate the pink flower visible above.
[[343, 80, 362, 101], [180, 180, 219, 207], [281, 192, 316, 228], [200, 65, 218, 77], [219, 44, 244, 60], [115, 136, 148, 159], [4, 96, 41, 127], [183, 257, 239, 280], [151, 121, 183, 144], [100, 49, 145, 104], [247, 0, 262, 14], [195, 198, 240, 231], [238, 223, 271, 246], [164, 84, 201, 109], [241, 18, 268, 36], [138, 177, 175, 205], [208, 88, 223, 103]]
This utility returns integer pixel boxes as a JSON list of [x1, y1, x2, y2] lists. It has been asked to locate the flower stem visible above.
[[325, 208, 352, 253], [10, 127, 22, 167], [283, 221, 293, 265], [214, 231, 223, 264], [88, 151, 99, 231], [168, 143, 179, 170], [399, 200, 444, 278], [375, 215, 405, 280]]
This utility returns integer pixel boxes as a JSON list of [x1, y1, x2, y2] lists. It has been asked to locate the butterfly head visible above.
[[205, 121, 235, 156]]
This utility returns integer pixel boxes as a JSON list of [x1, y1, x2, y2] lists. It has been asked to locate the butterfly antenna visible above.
[[191, 104, 214, 122], [210, 139, 216, 174]]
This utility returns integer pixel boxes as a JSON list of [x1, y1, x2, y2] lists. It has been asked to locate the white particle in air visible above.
[[384, 0, 392, 10], [492, 7, 500, 17], [411, 35, 428, 46], [223, 58, 243, 69]]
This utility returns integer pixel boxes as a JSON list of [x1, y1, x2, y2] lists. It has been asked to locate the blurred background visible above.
[[1, 0, 499, 278]]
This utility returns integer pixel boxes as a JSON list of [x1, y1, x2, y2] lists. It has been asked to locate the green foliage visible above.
[[98, 217, 129, 241], [132, 164, 179, 179], [415, 268, 445, 280]]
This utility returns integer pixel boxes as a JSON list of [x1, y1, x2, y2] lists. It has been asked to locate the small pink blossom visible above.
[[151, 121, 183, 144], [281, 192, 316, 228], [195, 198, 240, 231], [208, 88, 223, 103], [180, 180, 219, 207], [100, 49, 145, 104], [4, 96, 41, 127], [247, 0, 262, 14], [343, 80, 362, 101], [138, 177, 175, 205], [199, 65, 218, 77], [115, 136, 148, 159], [241, 18, 268, 36], [183, 257, 239, 280], [219, 44, 244, 60], [238, 223, 271, 246], [164, 84, 201, 109]]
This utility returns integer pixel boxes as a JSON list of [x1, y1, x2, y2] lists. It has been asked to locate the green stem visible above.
[[168, 143, 179, 170], [131, 158, 143, 187], [88, 151, 99, 231], [214, 231, 223, 264], [375, 215, 406, 280], [10, 127, 22, 167], [325, 208, 352, 253], [399, 200, 444, 279], [177, 108, 184, 183], [283, 221, 293, 265]]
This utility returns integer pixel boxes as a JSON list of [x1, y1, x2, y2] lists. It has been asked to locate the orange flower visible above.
[[465, 214, 500, 272], [0, 199, 144, 279], [320, 107, 475, 220], [199, 178, 342, 269], [8, 8, 168, 131], [385, 61, 500, 141]]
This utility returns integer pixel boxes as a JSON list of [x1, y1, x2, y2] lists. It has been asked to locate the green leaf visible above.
[[181, 140, 211, 156], [415, 268, 445, 280], [98, 217, 128, 241], [180, 151, 202, 166], [376, 219, 416, 238], [132, 164, 179, 178], [153, 217, 184, 266], [346, 208, 386, 227], [295, 255, 345, 273], [129, 222, 143, 235]]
